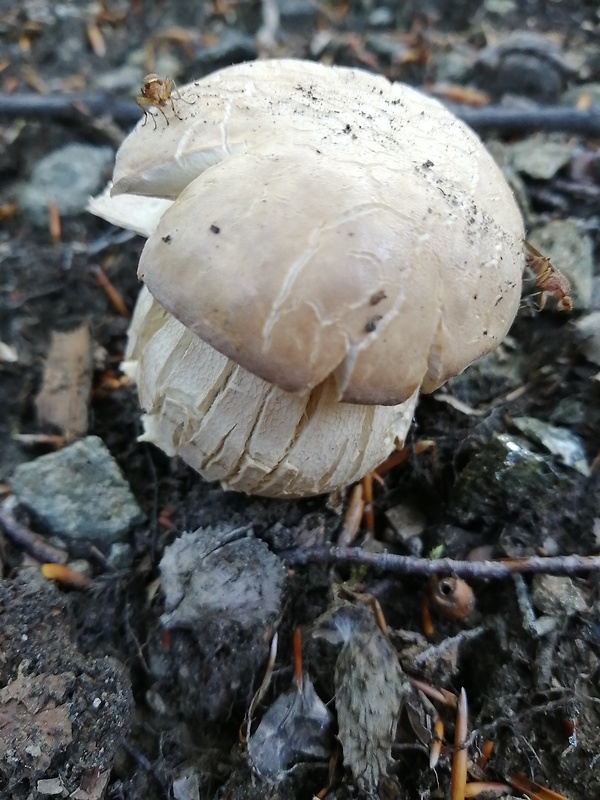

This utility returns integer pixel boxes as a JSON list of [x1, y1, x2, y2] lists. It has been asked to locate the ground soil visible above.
[[1, 2, 600, 799]]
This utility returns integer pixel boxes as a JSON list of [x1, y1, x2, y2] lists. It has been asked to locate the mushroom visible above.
[[90, 59, 525, 498]]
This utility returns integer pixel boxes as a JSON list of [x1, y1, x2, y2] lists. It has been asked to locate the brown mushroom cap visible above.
[[113, 59, 525, 405]]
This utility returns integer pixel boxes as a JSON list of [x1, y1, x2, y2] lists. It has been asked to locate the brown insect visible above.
[[135, 74, 191, 129], [524, 240, 573, 312]]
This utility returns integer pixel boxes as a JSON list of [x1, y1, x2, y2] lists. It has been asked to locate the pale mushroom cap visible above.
[[112, 59, 525, 405], [125, 287, 419, 498]]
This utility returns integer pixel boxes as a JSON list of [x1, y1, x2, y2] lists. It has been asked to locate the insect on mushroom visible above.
[[524, 240, 573, 312], [135, 74, 192, 130]]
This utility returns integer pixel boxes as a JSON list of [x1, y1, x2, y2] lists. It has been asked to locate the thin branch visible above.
[[0, 91, 599, 135], [0, 506, 68, 565], [281, 545, 600, 579], [446, 103, 600, 136]]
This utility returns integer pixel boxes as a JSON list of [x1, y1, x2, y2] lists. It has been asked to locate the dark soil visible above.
[[1, 2, 600, 799]]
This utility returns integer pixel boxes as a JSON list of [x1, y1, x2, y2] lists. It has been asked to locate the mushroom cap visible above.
[[112, 59, 525, 405]]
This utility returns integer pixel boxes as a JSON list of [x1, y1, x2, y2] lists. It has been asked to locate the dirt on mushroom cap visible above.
[[111, 59, 525, 406]]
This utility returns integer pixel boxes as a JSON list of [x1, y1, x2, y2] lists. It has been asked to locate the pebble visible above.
[[384, 503, 426, 556], [473, 31, 574, 101], [531, 575, 588, 617], [575, 311, 600, 366], [10, 436, 144, 546], [106, 542, 134, 570], [451, 434, 562, 525], [173, 774, 200, 800], [511, 416, 590, 476], [18, 144, 113, 226], [189, 29, 257, 74], [367, 7, 394, 28], [507, 137, 573, 181]]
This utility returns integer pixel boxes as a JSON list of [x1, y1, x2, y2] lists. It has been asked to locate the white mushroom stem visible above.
[[125, 287, 419, 498]]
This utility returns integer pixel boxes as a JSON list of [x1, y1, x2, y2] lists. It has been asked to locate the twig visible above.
[[1, 91, 599, 135], [412, 626, 487, 668], [281, 545, 600, 578], [445, 104, 600, 136], [0, 506, 68, 564]]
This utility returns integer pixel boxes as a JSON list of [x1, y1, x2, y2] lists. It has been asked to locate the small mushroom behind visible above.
[[92, 59, 525, 498]]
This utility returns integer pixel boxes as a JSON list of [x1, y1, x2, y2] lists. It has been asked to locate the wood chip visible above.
[[35, 324, 93, 440]]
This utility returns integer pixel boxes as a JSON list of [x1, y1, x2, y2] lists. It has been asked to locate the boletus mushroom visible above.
[[91, 59, 525, 498]]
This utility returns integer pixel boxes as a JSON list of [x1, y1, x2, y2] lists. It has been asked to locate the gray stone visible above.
[[384, 504, 426, 556], [531, 575, 588, 617], [189, 29, 257, 74], [368, 7, 394, 28], [451, 434, 564, 525], [106, 542, 134, 570], [248, 675, 333, 781], [172, 773, 200, 800], [18, 144, 114, 226], [562, 82, 600, 107], [507, 137, 573, 180], [431, 49, 473, 84], [473, 32, 574, 102], [10, 436, 144, 545], [575, 311, 600, 367], [511, 416, 590, 476]]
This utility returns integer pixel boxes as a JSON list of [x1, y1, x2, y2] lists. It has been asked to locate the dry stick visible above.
[[281, 545, 600, 578], [1, 92, 600, 135], [0, 507, 68, 564]]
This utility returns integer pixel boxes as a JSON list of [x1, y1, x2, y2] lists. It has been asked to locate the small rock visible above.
[[531, 575, 588, 617], [446, 340, 526, 405], [309, 31, 333, 59], [248, 675, 333, 781], [473, 32, 574, 102], [10, 436, 144, 546], [368, 7, 394, 28], [36, 777, 64, 795], [190, 29, 257, 74], [106, 542, 133, 570], [92, 64, 145, 93], [365, 33, 410, 63], [384, 504, 426, 555], [0, 341, 18, 363], [430, 49, 473, 84], [549, 397, 587, 427], [482, 0, 517, 18], [575, 311, 600, 366], [18, 144, 113, 226], [67, 559, 92, 578], [562, 82, 600, 107], [507, 137, 573, 180], [173, 773, 200, 800], [535, 615, 557, 637], [278, 0, 317, 29], [451, 434, 563, 525], [511, 416, 590, 476]]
